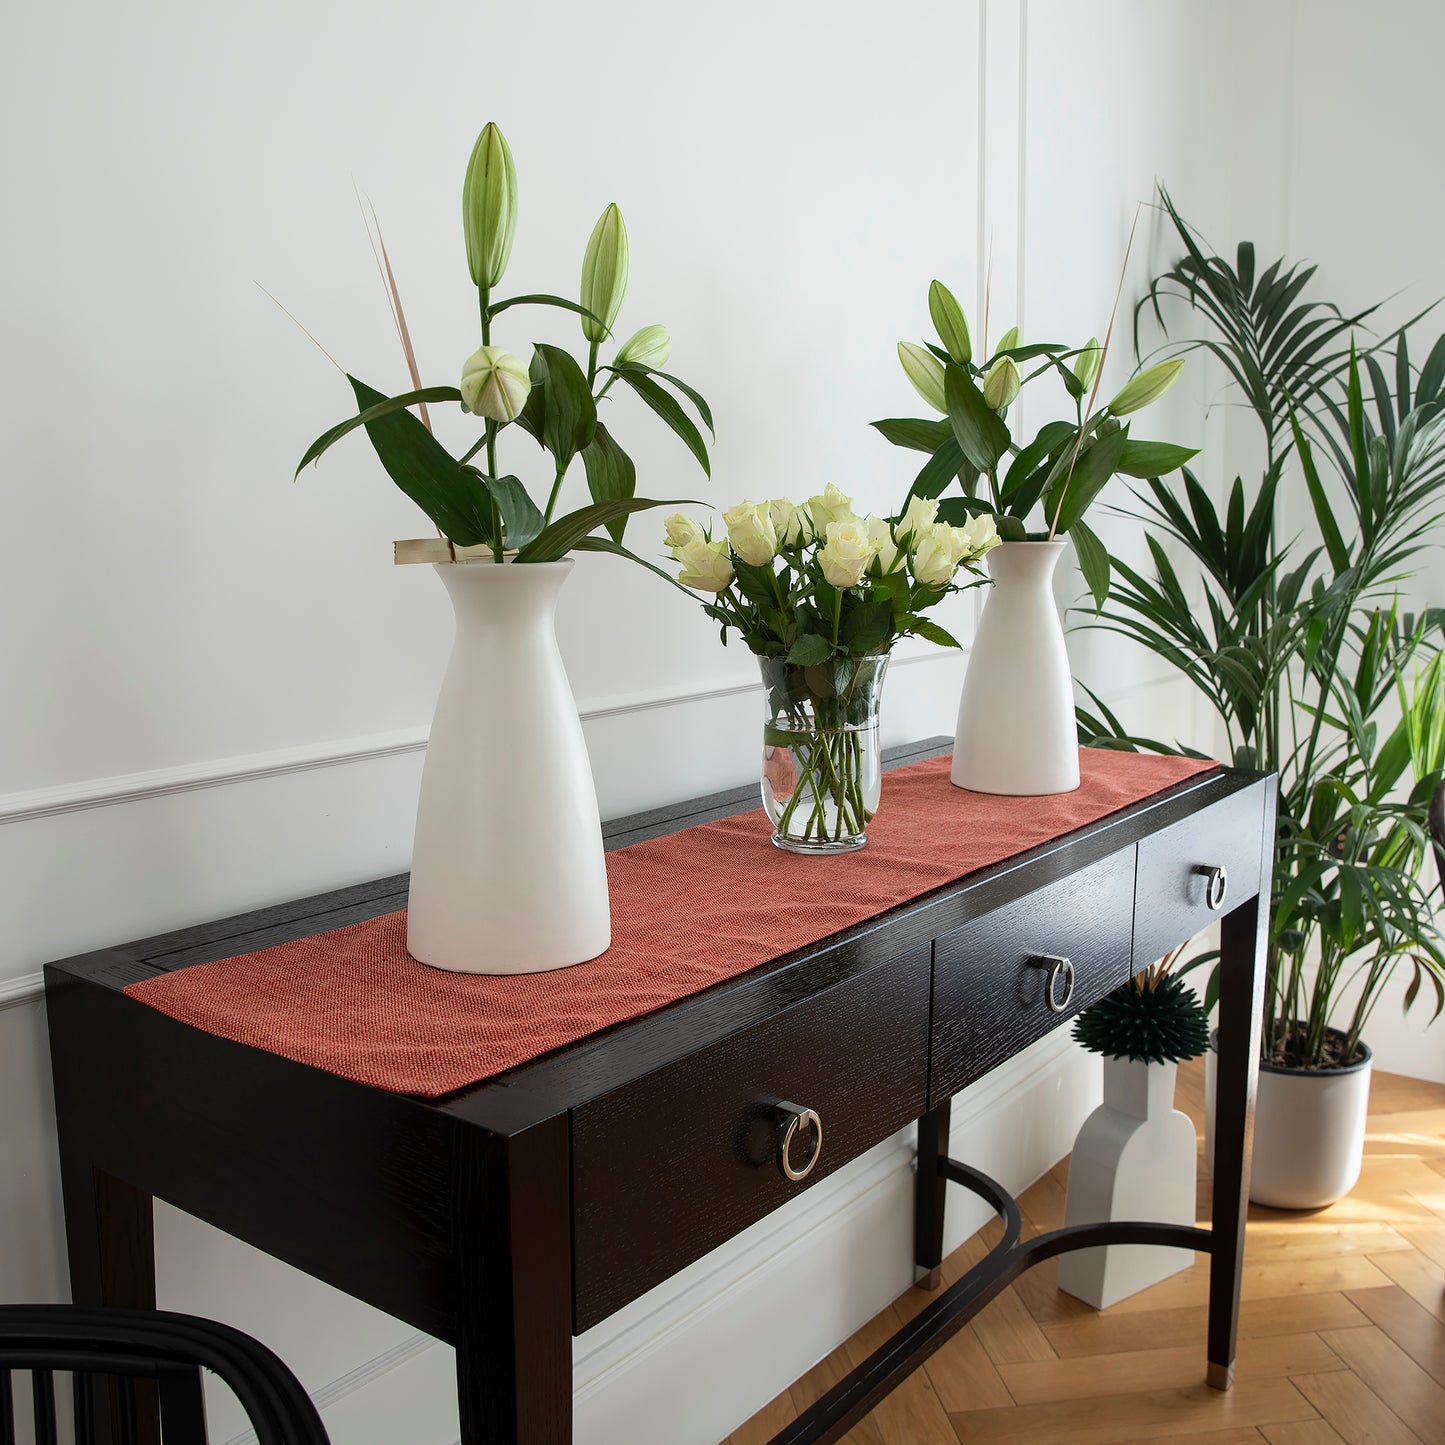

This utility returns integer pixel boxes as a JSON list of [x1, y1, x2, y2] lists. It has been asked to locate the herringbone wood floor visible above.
[[727, 1060, 1445, 1445]]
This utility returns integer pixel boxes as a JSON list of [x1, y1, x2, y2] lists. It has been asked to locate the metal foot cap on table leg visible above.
[[915, 1266, 941, 1291], [1206, 1360, 1234, 1391]]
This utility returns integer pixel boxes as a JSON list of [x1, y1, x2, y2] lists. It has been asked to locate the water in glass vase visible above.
[[759, 655, 888, 854]]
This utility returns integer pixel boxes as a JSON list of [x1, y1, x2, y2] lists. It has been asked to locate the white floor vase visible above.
[[406, 557, 612, 974], [1058, 1056, 1198, 1308], [951, 539, 1080, 796]]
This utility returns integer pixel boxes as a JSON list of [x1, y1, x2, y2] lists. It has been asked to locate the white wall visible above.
[[3, 1, 1410, 1442]]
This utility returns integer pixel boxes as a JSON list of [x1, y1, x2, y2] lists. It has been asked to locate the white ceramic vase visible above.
[[1204, 1034, 1372, 1209], [405, 558, 611, 974], [951, 539, 1080, 795], [1058, 1056, 1198, 1308]]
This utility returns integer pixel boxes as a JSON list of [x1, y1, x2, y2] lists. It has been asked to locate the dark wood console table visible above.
[[44, 740, 1275, 1443]]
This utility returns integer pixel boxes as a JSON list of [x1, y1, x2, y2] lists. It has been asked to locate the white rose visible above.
[[676, 537, 735, 593], [897, 495, 940, 548], [769, 497, 808, 548], [807, 483, 855, 536], [911, 521, 963, 588], [722, 499, 778, 566], [958, 512, 1000, 559], [664, 512, 705, 555], [866, 515, 904, 574], [459, 345, 531, 423], [819, 518, 878, 589]]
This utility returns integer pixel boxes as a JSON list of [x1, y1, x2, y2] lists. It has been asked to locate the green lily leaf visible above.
[[579, 422, 637, 542], [1045, 424, 1129, 535], [871, 417, 954, 453], [346, 376, 492, 546], [1069, 517, 1112, 613], [1116, 439, 1201, 479], [296, 386, 464, 477], [531, 343, 597, 469], [488, 293, 606, 330], [613, 367, 711, 475], [516, 496, 688, 562], [479, 472, 544, 549], [608, 362, 715, 435], [573, 535, 697, 598], [945, 363, 1011, 471]]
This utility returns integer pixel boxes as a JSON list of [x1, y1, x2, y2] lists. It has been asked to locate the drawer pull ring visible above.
[[1039, 955, 1075, 1013], [1197, 864, 1229, 911], [773, 1101, 823, 1181]]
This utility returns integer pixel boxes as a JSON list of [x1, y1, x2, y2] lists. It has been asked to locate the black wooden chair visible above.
[[0, 1304, 330, 1444]]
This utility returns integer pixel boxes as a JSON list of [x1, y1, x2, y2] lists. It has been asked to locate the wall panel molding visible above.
[[0, 651, 958, 829]]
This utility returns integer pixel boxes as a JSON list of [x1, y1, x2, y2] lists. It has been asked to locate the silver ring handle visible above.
[[1196, 864, 1228, 911], [772, 1101, 823, 1181], [1038, 955, 1075, 1013]]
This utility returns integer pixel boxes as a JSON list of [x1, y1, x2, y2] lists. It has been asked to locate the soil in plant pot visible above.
[[1264, 1026, 1366, 1072]]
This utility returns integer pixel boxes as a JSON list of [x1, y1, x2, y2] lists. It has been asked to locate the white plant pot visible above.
[[406, 558, 612, 974], [951, 539, 1080, 795], [1058, 1056, 1198, 1308], [1204, 1033, 1372, 1209]]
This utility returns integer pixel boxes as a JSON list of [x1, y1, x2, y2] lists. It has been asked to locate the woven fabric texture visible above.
[[125, 749, 1216, 1097]]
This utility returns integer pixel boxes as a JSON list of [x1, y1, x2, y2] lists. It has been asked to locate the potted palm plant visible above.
[[1081, 193, 1445, 1208]]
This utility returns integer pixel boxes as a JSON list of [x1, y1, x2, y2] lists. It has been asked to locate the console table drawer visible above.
[[571, 944, 931, 1331], [1133, 782, 1265, 966], [930, 848, 1135, 1104]]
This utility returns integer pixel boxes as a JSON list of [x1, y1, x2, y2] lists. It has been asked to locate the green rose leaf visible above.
[[787, 633, 833, 666], [839, 599, 893, 654]]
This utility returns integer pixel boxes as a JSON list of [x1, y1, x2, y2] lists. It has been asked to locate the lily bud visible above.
[[1108, 357, 1186, 416], [580, 202, 629, 343], [898, 342, 947, 413], [1073, 337, 1102, 391], [460, 345, 531, 423], [982, 356, 1021, 410], [928, 280, 972, 364], [462, 122, 518, 290], [994, 326, 1020, 356], [614, 323, 671, 369]]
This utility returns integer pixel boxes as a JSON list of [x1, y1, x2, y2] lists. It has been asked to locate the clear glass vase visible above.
[[759, 655, 888, 854]]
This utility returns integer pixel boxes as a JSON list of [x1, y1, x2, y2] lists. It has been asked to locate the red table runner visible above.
[[125, 749, 1216, 1097]]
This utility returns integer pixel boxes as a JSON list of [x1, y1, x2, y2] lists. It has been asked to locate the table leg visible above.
[[58, 1159, 161, 1444], [914, 1101, 951, 1289], [1207, 880, 1270, 1390], [453, 1114, 573, 1444]]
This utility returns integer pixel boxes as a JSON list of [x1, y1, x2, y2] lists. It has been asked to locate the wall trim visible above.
[[0, 973, 44, 1011], [242, 1030, 1080, 1441], [0, 652, 955, 829]]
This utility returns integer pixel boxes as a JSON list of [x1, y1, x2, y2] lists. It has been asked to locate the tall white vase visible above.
[[1058, 1057, 1198, 1308], [951, 539, 1080, 795], [406, 558, 611, 974]]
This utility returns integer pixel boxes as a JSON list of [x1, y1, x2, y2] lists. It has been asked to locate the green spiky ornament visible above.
[[1072, 972, 1210, 1065]]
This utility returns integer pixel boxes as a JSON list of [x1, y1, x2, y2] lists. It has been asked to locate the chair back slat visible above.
[[157, 1361, 209, 1445], [30, 1369, 57, 1445]]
